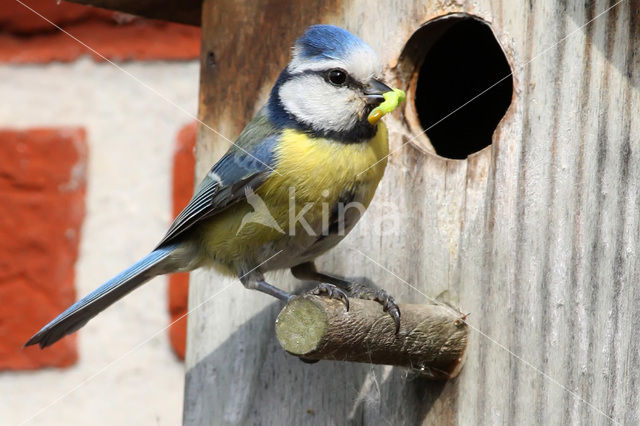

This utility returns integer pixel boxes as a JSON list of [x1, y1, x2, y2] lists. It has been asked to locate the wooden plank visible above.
[[185, 0, 640, 424], [64, 0, 201, 26]]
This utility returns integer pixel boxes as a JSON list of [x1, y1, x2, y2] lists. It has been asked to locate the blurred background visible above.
[[0, 0, 200, 423]]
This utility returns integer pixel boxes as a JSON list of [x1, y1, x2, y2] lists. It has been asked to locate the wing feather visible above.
[[156, 115, 280, 247]]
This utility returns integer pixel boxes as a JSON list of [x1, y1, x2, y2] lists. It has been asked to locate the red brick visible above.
[[168, 122, 196, 360], [0, 0, 110, 33], [0, 128, 87, 370], [168, 272, 189, 360], [0, 0, 200, 63]]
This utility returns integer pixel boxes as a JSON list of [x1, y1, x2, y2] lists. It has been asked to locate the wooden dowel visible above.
[[275, 295, 468, 380]]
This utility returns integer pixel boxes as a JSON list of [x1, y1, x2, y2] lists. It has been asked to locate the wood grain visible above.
[[185, 1, 640, 424]]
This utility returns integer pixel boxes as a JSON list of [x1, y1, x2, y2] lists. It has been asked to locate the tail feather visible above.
[[25, 244, 178, 349]]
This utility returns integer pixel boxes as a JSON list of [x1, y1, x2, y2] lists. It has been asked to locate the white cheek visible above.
[[279, 76, 364, 133]]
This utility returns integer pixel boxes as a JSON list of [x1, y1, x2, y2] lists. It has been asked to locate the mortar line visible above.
[[20, 250, 283, 425], [14, 0, 281, 176]]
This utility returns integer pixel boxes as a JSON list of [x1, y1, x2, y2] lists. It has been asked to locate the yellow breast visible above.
[[198, 122, 389, 272], [260, 122, 389, 205]]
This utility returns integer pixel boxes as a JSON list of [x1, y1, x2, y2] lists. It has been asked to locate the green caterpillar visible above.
[[367, 88, 406, 125]]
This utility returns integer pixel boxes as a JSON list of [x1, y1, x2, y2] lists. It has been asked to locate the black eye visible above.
[[327, 69, 347, 86]]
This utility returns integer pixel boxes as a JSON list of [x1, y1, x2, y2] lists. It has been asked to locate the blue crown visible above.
[[295, 25, 369, 60]]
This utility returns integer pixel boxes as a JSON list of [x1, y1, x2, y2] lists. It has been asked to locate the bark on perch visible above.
[[275, 295, 468, 380]]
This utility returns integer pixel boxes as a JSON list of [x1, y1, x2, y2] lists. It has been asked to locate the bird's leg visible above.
[[240, 269, 346, 366], [239, 269, 347, 308], [239, 272, 292, 301], [291, 262, 401, 333], [254, 280, 292, 301]]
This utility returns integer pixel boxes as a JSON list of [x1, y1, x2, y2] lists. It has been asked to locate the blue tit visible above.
[[26, 24, 401, 349]]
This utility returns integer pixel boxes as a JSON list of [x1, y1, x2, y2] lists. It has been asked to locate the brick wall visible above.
[[0, 1, 200, 63], [0, 128, 86, 370], [169, 122, 196, 360], [0, 2, 198, 417]]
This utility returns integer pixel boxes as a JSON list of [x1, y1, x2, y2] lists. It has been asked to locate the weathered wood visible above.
[[275, 296, 468, 379], [64, 0, 201, 26], [185, 1, 640, 425]]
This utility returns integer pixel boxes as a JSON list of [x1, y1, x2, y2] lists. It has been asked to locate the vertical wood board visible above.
[[185, 1, 640, 424]]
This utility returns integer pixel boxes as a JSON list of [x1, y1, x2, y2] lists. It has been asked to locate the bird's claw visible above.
[[349, 284, 401, 334], [382, 296, 401, 334], [307, 283, 350, 311]]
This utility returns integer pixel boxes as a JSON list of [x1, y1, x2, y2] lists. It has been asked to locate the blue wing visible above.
[[157, 127, 280, 247]]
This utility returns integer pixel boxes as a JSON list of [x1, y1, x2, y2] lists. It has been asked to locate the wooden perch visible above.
[[275, 295, 468, 380]]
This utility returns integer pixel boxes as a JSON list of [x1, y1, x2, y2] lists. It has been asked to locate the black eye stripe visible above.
[[289, 69, 364, 90], [323, 69, 362, 89]]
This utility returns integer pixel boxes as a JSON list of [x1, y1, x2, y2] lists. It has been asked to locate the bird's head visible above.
[[268, 25, 391, 141]]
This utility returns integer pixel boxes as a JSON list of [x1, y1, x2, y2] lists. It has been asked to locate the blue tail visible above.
[[25, 244, 178, 349]]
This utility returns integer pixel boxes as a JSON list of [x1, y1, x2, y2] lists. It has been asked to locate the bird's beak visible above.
[[363, 78, 393, 105]]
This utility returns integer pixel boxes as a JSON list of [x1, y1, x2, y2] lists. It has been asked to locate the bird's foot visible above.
[[349, 283, 401, 334], [306, 283, 349, 311]]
